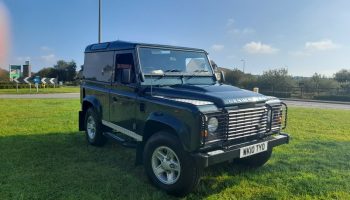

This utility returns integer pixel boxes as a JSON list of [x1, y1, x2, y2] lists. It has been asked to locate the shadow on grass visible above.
[[0, 132, 173, 200], [1, 133, 349, 200]]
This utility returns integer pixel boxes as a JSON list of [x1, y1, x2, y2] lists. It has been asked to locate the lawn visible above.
[[0, 99, 349, 200], [0, 86, 80, 94]]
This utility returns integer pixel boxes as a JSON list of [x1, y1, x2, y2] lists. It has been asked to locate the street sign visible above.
[[13, 77, 20, 83], [9, 65, 21, 80], [24, 77, 31, 84], [33, 76, 41, 84], [41, 78, 47, 84], [49, 78, 57, 85]]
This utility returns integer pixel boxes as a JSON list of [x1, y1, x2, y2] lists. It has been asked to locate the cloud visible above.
[[211, 44, 224, 51], [41, 54, 56, 63], [226, 18, 255, 35], [243, 41, 279, 54], [226, 18, 235, 28], [40, 46, 53, 51], [305, 39, 339, 51], [290, 39, 340, 57]]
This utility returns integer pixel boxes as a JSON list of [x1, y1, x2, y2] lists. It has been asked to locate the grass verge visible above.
[[0, 86, 79, 94], [0, 99, 349, 200]]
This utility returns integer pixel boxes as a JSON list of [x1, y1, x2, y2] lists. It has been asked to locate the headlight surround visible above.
[[207, 117, 219, 134], [267, 109, 272, 124]]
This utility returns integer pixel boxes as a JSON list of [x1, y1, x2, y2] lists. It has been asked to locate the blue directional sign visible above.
[[33, 76, 41, 84]]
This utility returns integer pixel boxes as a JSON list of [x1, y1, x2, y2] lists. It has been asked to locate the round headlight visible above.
[[208, 117, 219, 133]]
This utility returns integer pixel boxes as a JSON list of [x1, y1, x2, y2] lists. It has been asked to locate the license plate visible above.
[[240, 142, 268, 158]]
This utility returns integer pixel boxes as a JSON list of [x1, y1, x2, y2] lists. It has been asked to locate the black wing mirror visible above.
[[215, 71, 225, 83], [121, 68, 131, 84]]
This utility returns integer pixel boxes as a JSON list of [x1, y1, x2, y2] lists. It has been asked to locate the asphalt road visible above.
[[282, 100, 350, 110], [1, 93, 349, 110]]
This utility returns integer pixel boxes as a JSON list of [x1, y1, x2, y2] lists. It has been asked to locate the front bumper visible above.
[[193, 133, 289, 167]]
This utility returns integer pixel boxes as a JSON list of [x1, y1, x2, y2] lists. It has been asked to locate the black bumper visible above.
[[193, 133, 289, 168]]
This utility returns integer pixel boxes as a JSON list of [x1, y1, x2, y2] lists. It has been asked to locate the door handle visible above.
[[112, 97, 118, 102]]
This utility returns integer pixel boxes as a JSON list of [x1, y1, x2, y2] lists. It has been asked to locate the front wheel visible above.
[[143, 131, 201, 197], [84, 108, 106, 146]]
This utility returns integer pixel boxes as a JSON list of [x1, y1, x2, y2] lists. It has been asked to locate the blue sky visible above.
[[2, 0, 350, 76]]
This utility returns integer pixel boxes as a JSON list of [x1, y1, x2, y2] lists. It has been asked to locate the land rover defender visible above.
[[78, 41, 289, 196]]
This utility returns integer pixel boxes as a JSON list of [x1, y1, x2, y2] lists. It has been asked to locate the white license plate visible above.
[[240, 141, 268, 158]]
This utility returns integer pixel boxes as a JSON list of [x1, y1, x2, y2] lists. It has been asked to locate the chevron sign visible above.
[[12, 77, 57, 85]]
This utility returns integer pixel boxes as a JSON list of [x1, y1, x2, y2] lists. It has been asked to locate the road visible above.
[[282, 100, 350, 110], [1, 93, 349, 110]]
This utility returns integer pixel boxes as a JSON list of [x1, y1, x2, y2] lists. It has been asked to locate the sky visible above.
[[1, 0, 350, 76]]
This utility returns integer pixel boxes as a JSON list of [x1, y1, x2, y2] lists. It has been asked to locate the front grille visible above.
[[201, 103, 287, 147], [227, 106, 268, 140], [270, 104, 283, 132]]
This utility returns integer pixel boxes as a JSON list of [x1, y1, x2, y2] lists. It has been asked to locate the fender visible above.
[[79, 96, 103, 131], [144, 112, 192, 151], [82, 95, 103, 116]]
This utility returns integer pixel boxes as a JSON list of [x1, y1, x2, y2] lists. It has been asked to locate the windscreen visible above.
[[138, 47, 213, 75]]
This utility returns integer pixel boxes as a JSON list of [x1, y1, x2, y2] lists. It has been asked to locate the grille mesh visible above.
[[227, 106, 268, 139]]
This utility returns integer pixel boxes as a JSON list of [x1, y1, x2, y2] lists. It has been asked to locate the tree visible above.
[[0, 68, 9, 81], [54, 60, 77, 81], [36, 67, 57, 78], [257, 68, 296, 91], [334, 69, 350, 83], [223, 68, 245, 86]]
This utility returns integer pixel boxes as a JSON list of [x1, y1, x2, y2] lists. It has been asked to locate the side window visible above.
[[115, 53, 135, 83], [83, 51, 114, 82]]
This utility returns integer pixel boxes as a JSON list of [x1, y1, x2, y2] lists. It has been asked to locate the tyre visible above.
[[235, 148, 272, 168], [143, 131, 201, 197], [84, 107, 106, 146]]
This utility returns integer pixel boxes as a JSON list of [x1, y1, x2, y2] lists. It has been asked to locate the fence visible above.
[[259, 86, 350, 101]]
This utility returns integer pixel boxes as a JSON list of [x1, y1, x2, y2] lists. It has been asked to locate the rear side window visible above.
[[83, 51, 114, 82], [115, 53, 135, 83]]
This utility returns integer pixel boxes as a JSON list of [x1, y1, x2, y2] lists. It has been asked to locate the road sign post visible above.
[[13, 77, 20, 93]]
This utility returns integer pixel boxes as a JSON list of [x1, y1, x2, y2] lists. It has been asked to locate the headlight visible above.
[[208, 117, 219, 133]]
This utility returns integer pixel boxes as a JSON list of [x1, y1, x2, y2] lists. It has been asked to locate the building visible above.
[[22, 61, 31, 77]]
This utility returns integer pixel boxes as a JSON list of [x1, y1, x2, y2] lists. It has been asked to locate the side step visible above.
[[103, 132, 137, 148]]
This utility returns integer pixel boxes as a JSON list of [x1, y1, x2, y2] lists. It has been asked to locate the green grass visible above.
[[0, 99, 349, 200], [0, 86, 79, 94]]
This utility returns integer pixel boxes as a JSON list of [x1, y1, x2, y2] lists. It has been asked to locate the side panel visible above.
[[109, 50, 139, 131], [83, 51, 114, 121]]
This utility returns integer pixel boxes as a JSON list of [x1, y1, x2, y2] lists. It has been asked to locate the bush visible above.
[[260, 91, 292, 98]]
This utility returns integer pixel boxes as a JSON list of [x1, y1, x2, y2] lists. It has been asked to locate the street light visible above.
[[98, 0, 101, 43], [240, 59, 246, 73]]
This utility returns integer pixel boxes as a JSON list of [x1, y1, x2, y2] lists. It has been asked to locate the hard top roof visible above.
[[85, 40, 206, 53]]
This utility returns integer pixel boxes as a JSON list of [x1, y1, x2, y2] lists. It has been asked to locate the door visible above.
[[109, 51, 138, 132]]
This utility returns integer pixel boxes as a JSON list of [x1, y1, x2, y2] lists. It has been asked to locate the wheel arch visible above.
[[79, 96, 103, 131], [136, 113, 191, 165]]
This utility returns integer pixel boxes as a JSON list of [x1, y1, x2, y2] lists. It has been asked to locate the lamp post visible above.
[[98, 0, 101, 43], [240, 59, 246, 73]]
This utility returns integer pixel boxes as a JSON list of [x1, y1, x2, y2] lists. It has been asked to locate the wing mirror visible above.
[[215, 71, 225, 83]]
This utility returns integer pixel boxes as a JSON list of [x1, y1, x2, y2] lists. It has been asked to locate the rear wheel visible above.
[[235, 149, 272, 168], [84, 108, 106, 146], [144, 131, 201, 197]]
